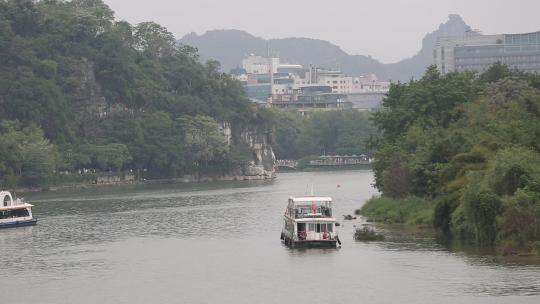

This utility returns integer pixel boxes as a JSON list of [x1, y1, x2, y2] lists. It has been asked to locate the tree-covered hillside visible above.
[[270, 109, 376, 160], [0, 0, 268, 188], [367, 63, 540, 253]]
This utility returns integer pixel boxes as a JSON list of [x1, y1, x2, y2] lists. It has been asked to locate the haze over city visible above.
[[105, 0, 540, 63], [2, 1, 540, 303]]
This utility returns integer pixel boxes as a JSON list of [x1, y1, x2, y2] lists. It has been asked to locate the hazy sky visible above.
[[105, 0, 540, 63]]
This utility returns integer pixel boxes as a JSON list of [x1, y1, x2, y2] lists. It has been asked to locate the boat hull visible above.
[[292, 240, 337, 248], [0, 219, 38, 229], [282, 235, 337, 248]]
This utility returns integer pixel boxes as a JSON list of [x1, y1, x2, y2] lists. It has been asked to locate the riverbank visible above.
[[16, 171, 276, 194], [357, 195, 540, 256], [356, 196, 434, 226]]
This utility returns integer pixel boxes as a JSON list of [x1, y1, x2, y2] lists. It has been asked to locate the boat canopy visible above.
[[290, 196, 332, 203], [0, 204, 34, 212]]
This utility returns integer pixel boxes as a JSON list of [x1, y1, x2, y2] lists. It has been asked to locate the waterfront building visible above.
[[245, 84, 272, 102], [347, 92, 386, 111], [434, 30, 540, 74], [348, 74, 390, 111], [351, 74, 390, 93], [271, 85, 351, 115], [242, 55, 280, 74], [230, 67, 248, 84], [235, 54, 390, 110], [277, 64, 306, 76], [317, 70, 353, 94]]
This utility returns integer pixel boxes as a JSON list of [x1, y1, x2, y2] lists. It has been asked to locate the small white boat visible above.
[[0, 191, 37, 229], [280, 196, 341, 248]]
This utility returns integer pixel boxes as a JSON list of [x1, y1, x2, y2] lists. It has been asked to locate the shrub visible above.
[[358, 196, 434, 225], [486, 147, 540, 196], [461, 187, 503, 245], [531, 241, 540, 255], [354, 226, 385, 241], [498, 189, 540, 247], [433, 192, 460, 235]]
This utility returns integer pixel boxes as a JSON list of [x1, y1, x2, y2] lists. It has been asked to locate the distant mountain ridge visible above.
[[179, 14, 471, 81]]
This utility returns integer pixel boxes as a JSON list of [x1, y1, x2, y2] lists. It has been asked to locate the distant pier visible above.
[[276, 155, 372, 171]]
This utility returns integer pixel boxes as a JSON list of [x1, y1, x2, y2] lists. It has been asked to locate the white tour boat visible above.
[[281, 196, 341, 248], [0, 191, 37, 229]]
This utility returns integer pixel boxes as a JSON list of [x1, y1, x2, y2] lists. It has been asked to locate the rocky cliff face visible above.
[[221, 122, 276, 180], [386, 14, 470, 80], [236, 125, 276, 179], [75, 58, 108, 117], [179, 124, 276, 183], [76, 60, 275, 182]]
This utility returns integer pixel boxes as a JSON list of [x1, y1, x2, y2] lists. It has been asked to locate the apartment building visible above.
[[435, 31, 540, 74]]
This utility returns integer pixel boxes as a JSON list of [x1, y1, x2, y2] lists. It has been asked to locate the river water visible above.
[[1, 170, 540, 304]]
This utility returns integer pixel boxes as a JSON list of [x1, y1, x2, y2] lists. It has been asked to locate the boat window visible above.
[[306, 223, 334, 233], [321, 224, 327, 232], [324, 207, 332, 216], [0, 209, 29, 218]]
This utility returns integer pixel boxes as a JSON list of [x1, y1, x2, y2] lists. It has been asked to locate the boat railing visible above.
[[294, 213, 332, 219], [297, 231, 337, 241], [292, 207, 332, 219]]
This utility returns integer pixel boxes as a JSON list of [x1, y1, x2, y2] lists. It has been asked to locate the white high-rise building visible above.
[[242, 55, 280, 74], [434, 31, 540, 74], [317, 71, 352, 94]]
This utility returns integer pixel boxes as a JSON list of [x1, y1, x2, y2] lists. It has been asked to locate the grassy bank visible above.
[[357, 196, 434, 225], [358, 195, 540, 256]]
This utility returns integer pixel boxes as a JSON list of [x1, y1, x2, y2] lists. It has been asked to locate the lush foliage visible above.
[[354, 226, 385, 241], [270, 109, 377, 160], [0, 0, 263, 187], [0, 121, 57, 187], [371, 63, 540, 251], [358, 196, 434, 225]]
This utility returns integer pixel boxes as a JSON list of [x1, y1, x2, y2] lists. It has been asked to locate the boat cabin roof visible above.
[[290, 196, 332, 203], [0, 203, 34, 212]]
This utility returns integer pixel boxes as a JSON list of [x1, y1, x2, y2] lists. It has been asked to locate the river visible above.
[[1, 170, 540, 304]]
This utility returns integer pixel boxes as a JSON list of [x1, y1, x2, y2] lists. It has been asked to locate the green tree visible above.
[[0, 120, 56, 187], [178, 115, 230, 173], [0, 0, 265, 187], [371, 63, 540, 247]]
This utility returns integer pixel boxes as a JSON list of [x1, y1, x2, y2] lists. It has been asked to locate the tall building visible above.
[[347, 74, 390, 111], [242, 55, 280, 74], [271, 85, 351, 115], [434, 31, 540, 74], [351, 74, 390, 93], [315, 70, 352, 94]]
